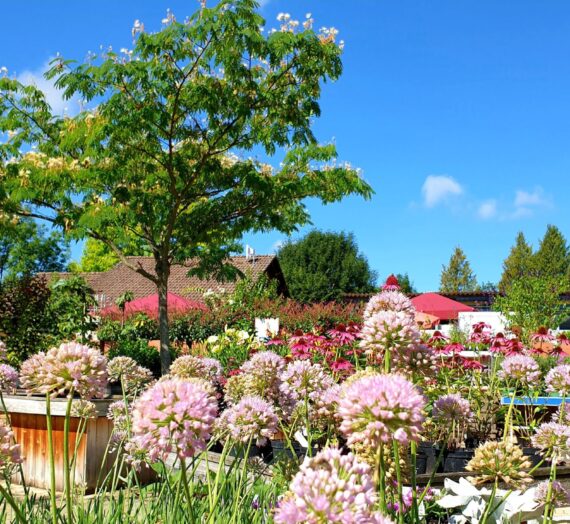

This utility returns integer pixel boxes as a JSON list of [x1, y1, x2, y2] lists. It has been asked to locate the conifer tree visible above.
[[499, 232, 534, 292], [439, 247, 478, 293], [533, 225, 569, 287]]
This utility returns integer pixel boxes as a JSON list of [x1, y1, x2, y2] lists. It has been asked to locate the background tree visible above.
[[0, 218, 68, 281], [0, 2, 371, 372], [533, 225, 569, 287], [499, 231, 534, 292], [439, 246, 478, 293], [278, 230, 376, 302], [70, 238, 148, 273], [394, 273, 416, 294]]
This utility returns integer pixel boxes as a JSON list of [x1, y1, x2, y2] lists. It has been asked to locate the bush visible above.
[[108, 339, 162, 377]]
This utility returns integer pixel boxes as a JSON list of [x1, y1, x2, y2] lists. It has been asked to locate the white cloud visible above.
[[477, 199, 497, 220], [271, 239, 285, 253], [511, 186, 551, 219], [421, 175, 463, 207], [17, 60, 78, 116]]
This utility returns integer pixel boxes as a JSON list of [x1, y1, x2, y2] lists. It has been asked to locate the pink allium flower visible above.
[[360, 311, 420, 363], [546, 365, 570, 395], [240, 350, 285, 404], [498, 355, 541, 386], [0, 364, 18, 393], [531, 422, 570, 459], [131, 378, 218, 462], [273, 447, 383, 524], [0, 425, 22, 475], [107, 356, 153, 394], [393, 343, 437, 377], [20, 343, 108, 399], [338, 374, 425, 447], [535, 480, 570, 507], [314, 384, 342, 425], [279, 360, 334, 407], [170, 355, 223, 385], [363, 291, 415, 321], [70, 399, 97, 419], [108, 400, 130, 449], [432, 394, 472, 423], [0, 340, 6, 362], [218, 395, 278, 446], [553, 404, 570, 424]]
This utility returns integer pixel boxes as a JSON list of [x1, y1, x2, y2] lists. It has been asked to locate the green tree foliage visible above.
[[0, 218, 68, 280], [499, 232, 534, 292], [72, 238, 149, 272], [394, 273, 416, 294], [439, 246, 478, 293], [495, 276, 568, 341], [0, 2, 371, 372], [278, 230, 376, 302], [533, 225, 569, 287]]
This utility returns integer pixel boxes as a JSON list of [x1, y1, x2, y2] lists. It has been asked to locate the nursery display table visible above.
[[500, 396, 570, 406]]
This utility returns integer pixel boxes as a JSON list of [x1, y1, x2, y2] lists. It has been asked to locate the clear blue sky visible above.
[[1, 1, 569, 291]]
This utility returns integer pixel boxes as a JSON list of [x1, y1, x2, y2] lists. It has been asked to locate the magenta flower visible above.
[[441, 342, 465, 354], [498, 355, 541, 386], [338, 374, 425, 447], [327, 324, 358, 345], [218, 395, 278, 446], [0, 364, 18, 393], [0, 425, 22, 475], [131, 378, 218, 462], [504, 338, 526, 355], [280, 360, 334, 408], [531, 327, 555, 345], [363, 291, 415, 321], [273, 447, 387, 524], [427, 331, 448, 347], [545, 365, 570, 395], [432, 394, 472, 423], [20, 343, 108, 399], [329, 358, 354, 373]]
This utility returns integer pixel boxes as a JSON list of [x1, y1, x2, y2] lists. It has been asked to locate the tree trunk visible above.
[[156, 270, 172, 375]]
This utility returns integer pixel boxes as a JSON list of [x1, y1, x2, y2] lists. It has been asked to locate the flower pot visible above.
[[229, 444, 261, 459], [522, 447, 542, 468], [415, 443, 438, 475], [270, 440, 296, 462], [443, 449, 474, 473]]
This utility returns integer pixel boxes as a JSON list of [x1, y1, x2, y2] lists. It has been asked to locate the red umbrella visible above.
[[99, 292, 207, 320], [411, 293, 474, 321]]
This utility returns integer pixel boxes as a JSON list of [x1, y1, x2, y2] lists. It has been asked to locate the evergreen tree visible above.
[[499, 232, 534, 292], [394, 273, 417, 294], [533, 225, 569, 287], [439, 247, 478, 293], [278, 230, 376, 303]]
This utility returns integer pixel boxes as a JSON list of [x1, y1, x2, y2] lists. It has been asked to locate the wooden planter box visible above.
[[1, 395, 153, 493]]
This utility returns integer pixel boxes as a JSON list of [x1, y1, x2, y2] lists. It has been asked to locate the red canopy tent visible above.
[[98, 292, 208, 320], [411, 293, 474, 321]]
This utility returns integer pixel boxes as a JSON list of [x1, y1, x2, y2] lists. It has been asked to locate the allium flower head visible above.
[[432, 394, 472, 424], [545, 365, 570, 395], [553, 403, 570, 424], [0, 339, 6, 362], [20, 343, 107, 399], [273, 447, 384, 524], [107, 356, 154, 394], [170, 355, 223, 385], [218, 395, 278, 446], [498, 355, 540, 386], [363, 291, 414, 321], [393, 343, 437, 377], [466, 440, 532, 489], [240, 351, 285, 404], [360, 310, 420, 363], [0, 425, 22, 475], [0, 364, 18, 393], [131, 378, 217, 462], [531, 422, 570, 459], [535, 480, 570, 507], [71, 399, 98, 419], [338, 374, 425, 447], [279, 360, 334, 407]]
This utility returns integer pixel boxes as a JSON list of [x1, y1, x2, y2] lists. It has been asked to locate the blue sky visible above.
[[1, 1, 569, 291]]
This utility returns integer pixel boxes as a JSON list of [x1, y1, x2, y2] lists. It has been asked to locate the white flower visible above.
[[206, 335, 219, 344]]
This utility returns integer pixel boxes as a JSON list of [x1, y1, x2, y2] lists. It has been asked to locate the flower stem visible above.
[[45, 394, 58, 524], [63, 394, 74, 523], [392, 441, 404, 524]]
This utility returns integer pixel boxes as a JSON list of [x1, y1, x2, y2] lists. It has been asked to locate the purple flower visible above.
[[240, 351, 285, 404], [279, 360, 334, 408], [130, 378, 217, 462], [432, 394, 472, 424], [20, 343, 108, 399], [218, 395, 278, 446], [273, 447, 390, 523], [535, 480, 570, 507], [170, 355, 223, 385], [0, 425, 22, 475], [0, 364, 18, 393], [531, 422, 570, 459], [498, 355, 541, 386], [363, 291, 415, 321], [545, 365, 570, 395], [338, 374, 425, 447]]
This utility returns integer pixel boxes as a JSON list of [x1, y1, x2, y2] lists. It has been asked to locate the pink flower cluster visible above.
[[363, 291, 414, 321], [338, 374, 425, 447], [498, 355, 541, 386], [170, 355, 223, 385], [546, 365, 570, 395], [0, 364, 18, 393], [130, 378, 218, 462], [531, 422, 570, 458], [240, 350, 285, 403], [274, 447, 393, 524], [469, 322, 492, 345], [20, 343, 108, 399], [218, 395, 278, 446], [279, 360, 334, 407], [432, 394, 472, 424], [535, 480, 570, 507], [0, 425, 22, 474], [107, 356, 153, 394], [0, 339, 6, 362]]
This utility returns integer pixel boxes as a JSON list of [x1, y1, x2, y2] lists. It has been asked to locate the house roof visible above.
[[411, 292, 475, 320], [40, 255, 281, 308]]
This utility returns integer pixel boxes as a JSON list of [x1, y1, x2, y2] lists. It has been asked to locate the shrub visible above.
[[108, 339, 162, 377]]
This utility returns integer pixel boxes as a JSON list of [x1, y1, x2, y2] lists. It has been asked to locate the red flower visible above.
[[442, 342, 465, 354], [330, 358, 354, 372], [460, 358, 485, 370], [428, 330, 448, 346]]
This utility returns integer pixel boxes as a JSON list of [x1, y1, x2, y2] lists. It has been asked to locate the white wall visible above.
[[457, 311, 509, 335]]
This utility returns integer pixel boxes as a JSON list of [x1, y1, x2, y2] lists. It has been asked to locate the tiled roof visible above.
[[40, 255, 279, 309]]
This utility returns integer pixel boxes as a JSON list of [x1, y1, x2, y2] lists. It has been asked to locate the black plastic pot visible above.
[[416, 443, 438, 475], [270, 440, 297, 462], [443, 449, 474, 472], [522, 447, 542, 468], [229, 444, 261, 459]]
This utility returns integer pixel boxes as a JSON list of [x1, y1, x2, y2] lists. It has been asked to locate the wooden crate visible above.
[[2, 395, 152, 492]]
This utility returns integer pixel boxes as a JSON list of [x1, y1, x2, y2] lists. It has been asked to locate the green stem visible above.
[[410, 440, 419, 522], [392, 441, 404, 524], [503, 388, 516, 443], [179, 457, 195, 524], [45, 394, 58, 524], [63, 394, 74, 524], [480, 479, 498, 524], [543, 455, 558, 524], [231, 439, 253, 522], [0, 483, 26, 523], [374, 444, 387, 513]]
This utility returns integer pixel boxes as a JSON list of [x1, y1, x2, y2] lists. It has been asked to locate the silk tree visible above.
[[0, 1, 372, 372]]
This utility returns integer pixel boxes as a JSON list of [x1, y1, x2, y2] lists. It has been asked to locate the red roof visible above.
[[411, 292, 475, 320], [99, 292, 208, 320]]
